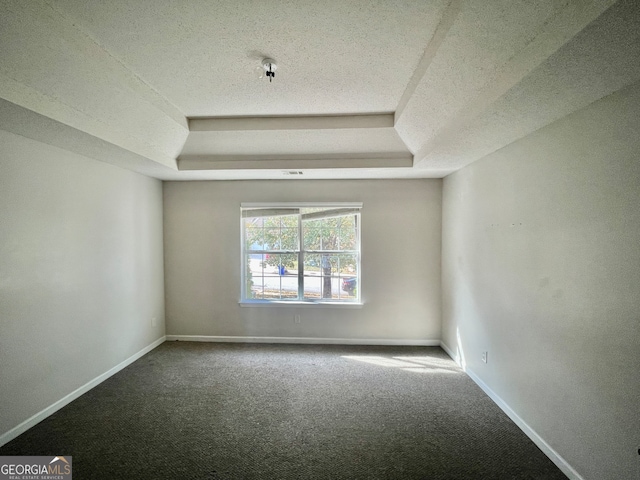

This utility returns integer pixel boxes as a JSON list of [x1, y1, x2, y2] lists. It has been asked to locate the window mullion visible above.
[[297, 213, 303, 299]]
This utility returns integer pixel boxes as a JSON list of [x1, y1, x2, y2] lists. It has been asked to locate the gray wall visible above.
[[442, 82, 640, 480], [0, 130, 165, 438], [164, 179, 441, 341]]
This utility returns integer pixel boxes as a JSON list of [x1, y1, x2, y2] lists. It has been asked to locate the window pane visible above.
[[254, 254, 297, 299], [281, 253, 297, 273], [320, 275, 340, 299], [264, 216, 280, 228], [302, 276, 322, 300], [302, 214, 358, 251], [304, 270, 349, 299], [302, 219, 321, 250], [320, 218, 339, 250], [302, 253, 319, 299], [316, 255, 335, 299], [280, 216, 297, 228], [280, 227, 298, 250], [244, 224, 264, 251], [319, 255, 337, 273], [262, 253, 280, 274], [337, 254, 357, 274], [246, 217, 264, 227], [246, 215, 300, 252], [302, 248, 358, 299], [246, 254, 265, 299], [264, 228, 281, 249], [339, 275, 357, 299], [338, 253, 358, 300], [338, 216, 357, 250], [303, 253, 321, 272]]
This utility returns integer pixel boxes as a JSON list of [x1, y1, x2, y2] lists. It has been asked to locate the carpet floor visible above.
[[0, 342, 567, 479]]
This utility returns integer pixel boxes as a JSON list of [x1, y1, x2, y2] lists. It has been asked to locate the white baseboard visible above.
[[0, 336, 166, 448], [439, 340, 459, 364], [464, 367, 584, 480], [165, 335, 440, 346]]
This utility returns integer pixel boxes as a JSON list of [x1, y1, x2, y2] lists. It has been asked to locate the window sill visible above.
[[239, 300, 363, 308]]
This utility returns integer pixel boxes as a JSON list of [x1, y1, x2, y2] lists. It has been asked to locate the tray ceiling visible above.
[[1, 0, 638, 180]]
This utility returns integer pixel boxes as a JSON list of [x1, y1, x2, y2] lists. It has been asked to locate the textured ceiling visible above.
[[1, 0, 639, 180], [47, 0, 448, 116]]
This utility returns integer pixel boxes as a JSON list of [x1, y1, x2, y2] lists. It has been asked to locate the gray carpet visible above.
[[0, 342, 566, 479]]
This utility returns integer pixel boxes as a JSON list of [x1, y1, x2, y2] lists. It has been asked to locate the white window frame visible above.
[[240, 202, 362, 305]]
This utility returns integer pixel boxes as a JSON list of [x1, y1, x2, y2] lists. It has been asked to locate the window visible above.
[[241, 203, 361, 303]]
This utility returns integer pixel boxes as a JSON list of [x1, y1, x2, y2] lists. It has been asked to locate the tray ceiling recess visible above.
[[179, 114, 413, 171]]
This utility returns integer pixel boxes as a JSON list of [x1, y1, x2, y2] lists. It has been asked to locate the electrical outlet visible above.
[[151, 317, 157, 327], [481, 351, 488, 363], [294, 314, 301, 324]]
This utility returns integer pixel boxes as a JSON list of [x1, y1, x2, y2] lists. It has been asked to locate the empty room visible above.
[[0, 1, 638, 479]]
